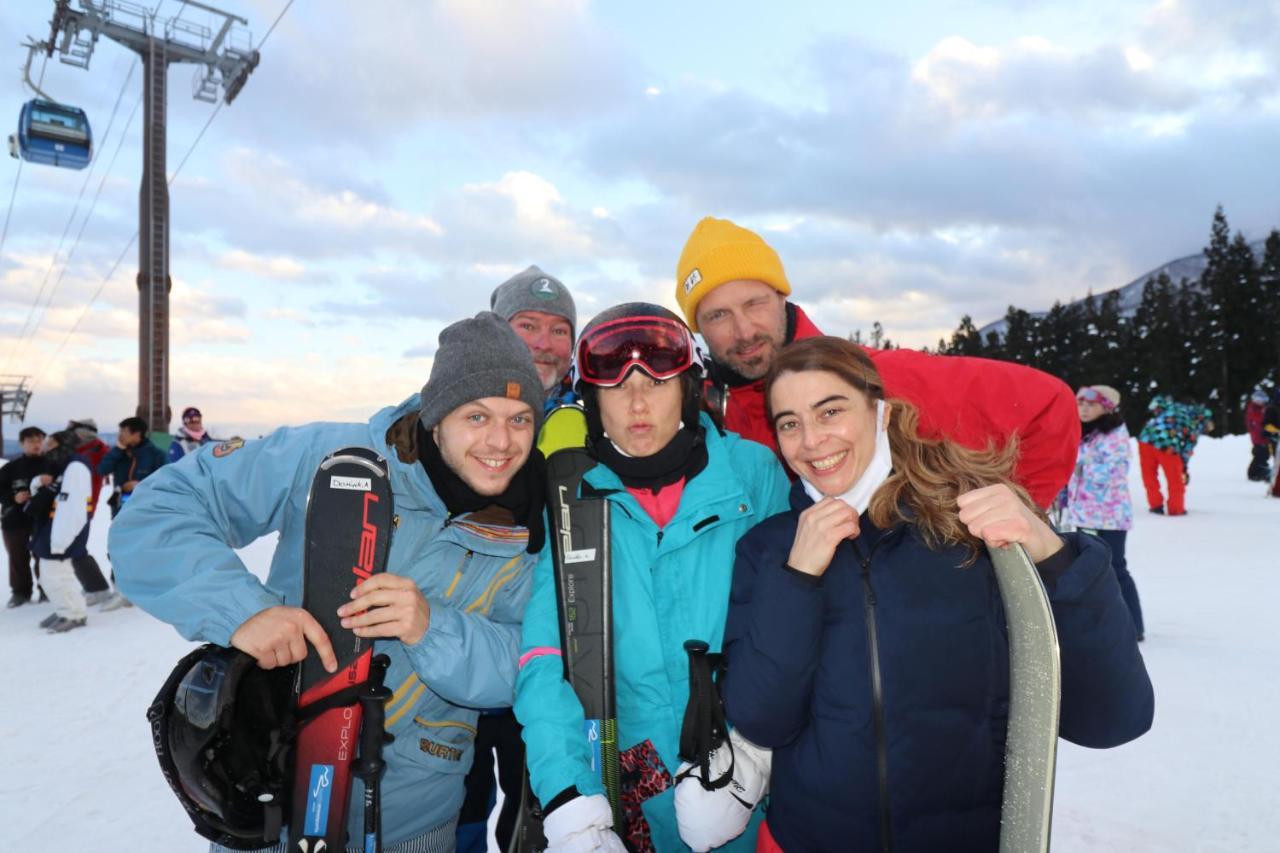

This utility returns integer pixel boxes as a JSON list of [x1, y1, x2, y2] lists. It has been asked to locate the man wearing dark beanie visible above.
[[110, 312, 547, 852], [490, 265, 579, 411]]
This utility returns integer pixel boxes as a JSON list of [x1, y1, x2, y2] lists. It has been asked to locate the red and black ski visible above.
[[289, 446, 394, 852]]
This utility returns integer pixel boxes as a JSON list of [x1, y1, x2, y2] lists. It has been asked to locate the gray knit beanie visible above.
[[489, 265, 576, 334], [420, 312, 545, 431], [66, 418, 99, 447]]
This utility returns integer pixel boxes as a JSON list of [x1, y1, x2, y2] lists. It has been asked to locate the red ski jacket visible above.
[[705, 305, 1080, 509], [74, 437, 109, 518], [1246, 402, 1267, 446]]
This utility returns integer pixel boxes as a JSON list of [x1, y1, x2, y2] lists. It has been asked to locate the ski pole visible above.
[[354, 653, 393, 853]]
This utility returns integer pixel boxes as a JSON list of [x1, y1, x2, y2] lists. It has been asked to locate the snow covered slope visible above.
[[1, 435, 1275, 851]]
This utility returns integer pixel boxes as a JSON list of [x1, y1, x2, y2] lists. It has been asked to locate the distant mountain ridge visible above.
[[977, 239, 1270, 339]]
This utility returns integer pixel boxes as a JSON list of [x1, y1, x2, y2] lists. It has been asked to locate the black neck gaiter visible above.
[[589, 425, 709, 494], [1081, 411, 1125, 440], [417, 423, 546, 553]]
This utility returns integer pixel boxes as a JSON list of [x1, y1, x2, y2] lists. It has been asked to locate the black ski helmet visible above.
[[148, 645, 295, 850], [575, 302, 705, 439]]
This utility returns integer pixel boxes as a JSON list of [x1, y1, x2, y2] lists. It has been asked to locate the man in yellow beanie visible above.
[[675, 215, 1080, 509]]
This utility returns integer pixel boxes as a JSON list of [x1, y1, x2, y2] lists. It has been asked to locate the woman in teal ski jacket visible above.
[[515, 304, 790, 852]]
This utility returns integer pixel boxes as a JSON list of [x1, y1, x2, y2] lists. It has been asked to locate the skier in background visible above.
[[62, 418, 120, 608], [720, 338, 1153, 853], [27, 430, 97, 633], [1, 426, 47, 608], [1065, 386, 1142, 640], [167, 406, 215, 464], [1137, 395, 1214, 515], [111, 313, 549, 852], [1265, 387, 1280, 498], [99, 416, 167, 518], [1245, 389, 1273, 482], [96, 416, 168, 612]]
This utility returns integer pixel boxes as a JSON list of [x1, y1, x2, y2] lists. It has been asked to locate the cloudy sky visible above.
[[1, 0, 1277, 437]]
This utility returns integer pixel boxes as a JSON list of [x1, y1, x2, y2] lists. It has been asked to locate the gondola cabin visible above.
[[8, 99, 92, 170]]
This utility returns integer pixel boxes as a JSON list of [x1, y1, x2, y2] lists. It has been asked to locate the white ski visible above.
[[990, 543, 1061, 853]]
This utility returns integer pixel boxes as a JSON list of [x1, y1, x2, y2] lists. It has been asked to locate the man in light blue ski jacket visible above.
[[111, 312, 549, 853]]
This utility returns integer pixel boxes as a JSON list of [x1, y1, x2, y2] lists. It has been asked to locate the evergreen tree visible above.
[[869, 321, 894, 350], [1226, 231, 1265, 428], [1256, 230, 1280, 384], [1035, 300, 1086, 387], [1128, 273, 1182, 431], [1197, 206, 1261, 433], [1087, 290, 1128, 392], [1177, 277, 1215, 411], [1001, 307, 1038, 366], [947, 315, 987, 356], [1198, 206, 1231, 431]]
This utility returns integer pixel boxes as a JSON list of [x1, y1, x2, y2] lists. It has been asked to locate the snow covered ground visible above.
[[1, 434, 1276, 851]]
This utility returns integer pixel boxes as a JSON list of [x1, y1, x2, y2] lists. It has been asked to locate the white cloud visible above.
[[1124, 46, 1155, 72], [461, 171, 593, 254], [295, 190, 444, 237], [221, 0, 639, 148], [216, 249, 308, 280], [169, 281, 250, 344], [911, 34, 1195, 120]]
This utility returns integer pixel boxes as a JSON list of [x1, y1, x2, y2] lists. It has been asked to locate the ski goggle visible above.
[[576, 316, 697, 387], [1076, 387, 1116, 410]]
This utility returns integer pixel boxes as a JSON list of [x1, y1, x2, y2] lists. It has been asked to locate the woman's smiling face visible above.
[[770, 369, 881, 496]]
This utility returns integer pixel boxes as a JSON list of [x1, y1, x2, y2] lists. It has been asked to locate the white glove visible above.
[[543, 793, 628, 853], [674, 729, 773, 852]]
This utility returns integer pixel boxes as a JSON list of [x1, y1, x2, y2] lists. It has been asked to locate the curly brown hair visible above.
[[765, 336, 1042, 562]]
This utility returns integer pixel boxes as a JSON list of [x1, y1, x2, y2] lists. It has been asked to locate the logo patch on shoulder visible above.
[[506, 381, 521, 399], [683, 268, 702, 294], [211, 438, 245, 458]]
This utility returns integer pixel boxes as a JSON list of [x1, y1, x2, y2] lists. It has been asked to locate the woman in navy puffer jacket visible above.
[[722, 337, 1154, 853]]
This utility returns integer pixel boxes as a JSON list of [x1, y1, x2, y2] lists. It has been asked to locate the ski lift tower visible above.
[[0, 376, 34, 451], [30, 0, 259, 433]]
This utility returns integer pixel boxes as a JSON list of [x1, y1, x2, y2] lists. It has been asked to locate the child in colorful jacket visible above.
[[1137, 395, 1213, 515], [1066, 385, 1142, 639]]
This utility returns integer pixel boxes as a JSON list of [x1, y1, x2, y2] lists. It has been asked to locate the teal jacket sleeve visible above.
[[109, 428, 316, 645], [403, 552, 534, 709], [513, 544, 604, 805]]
